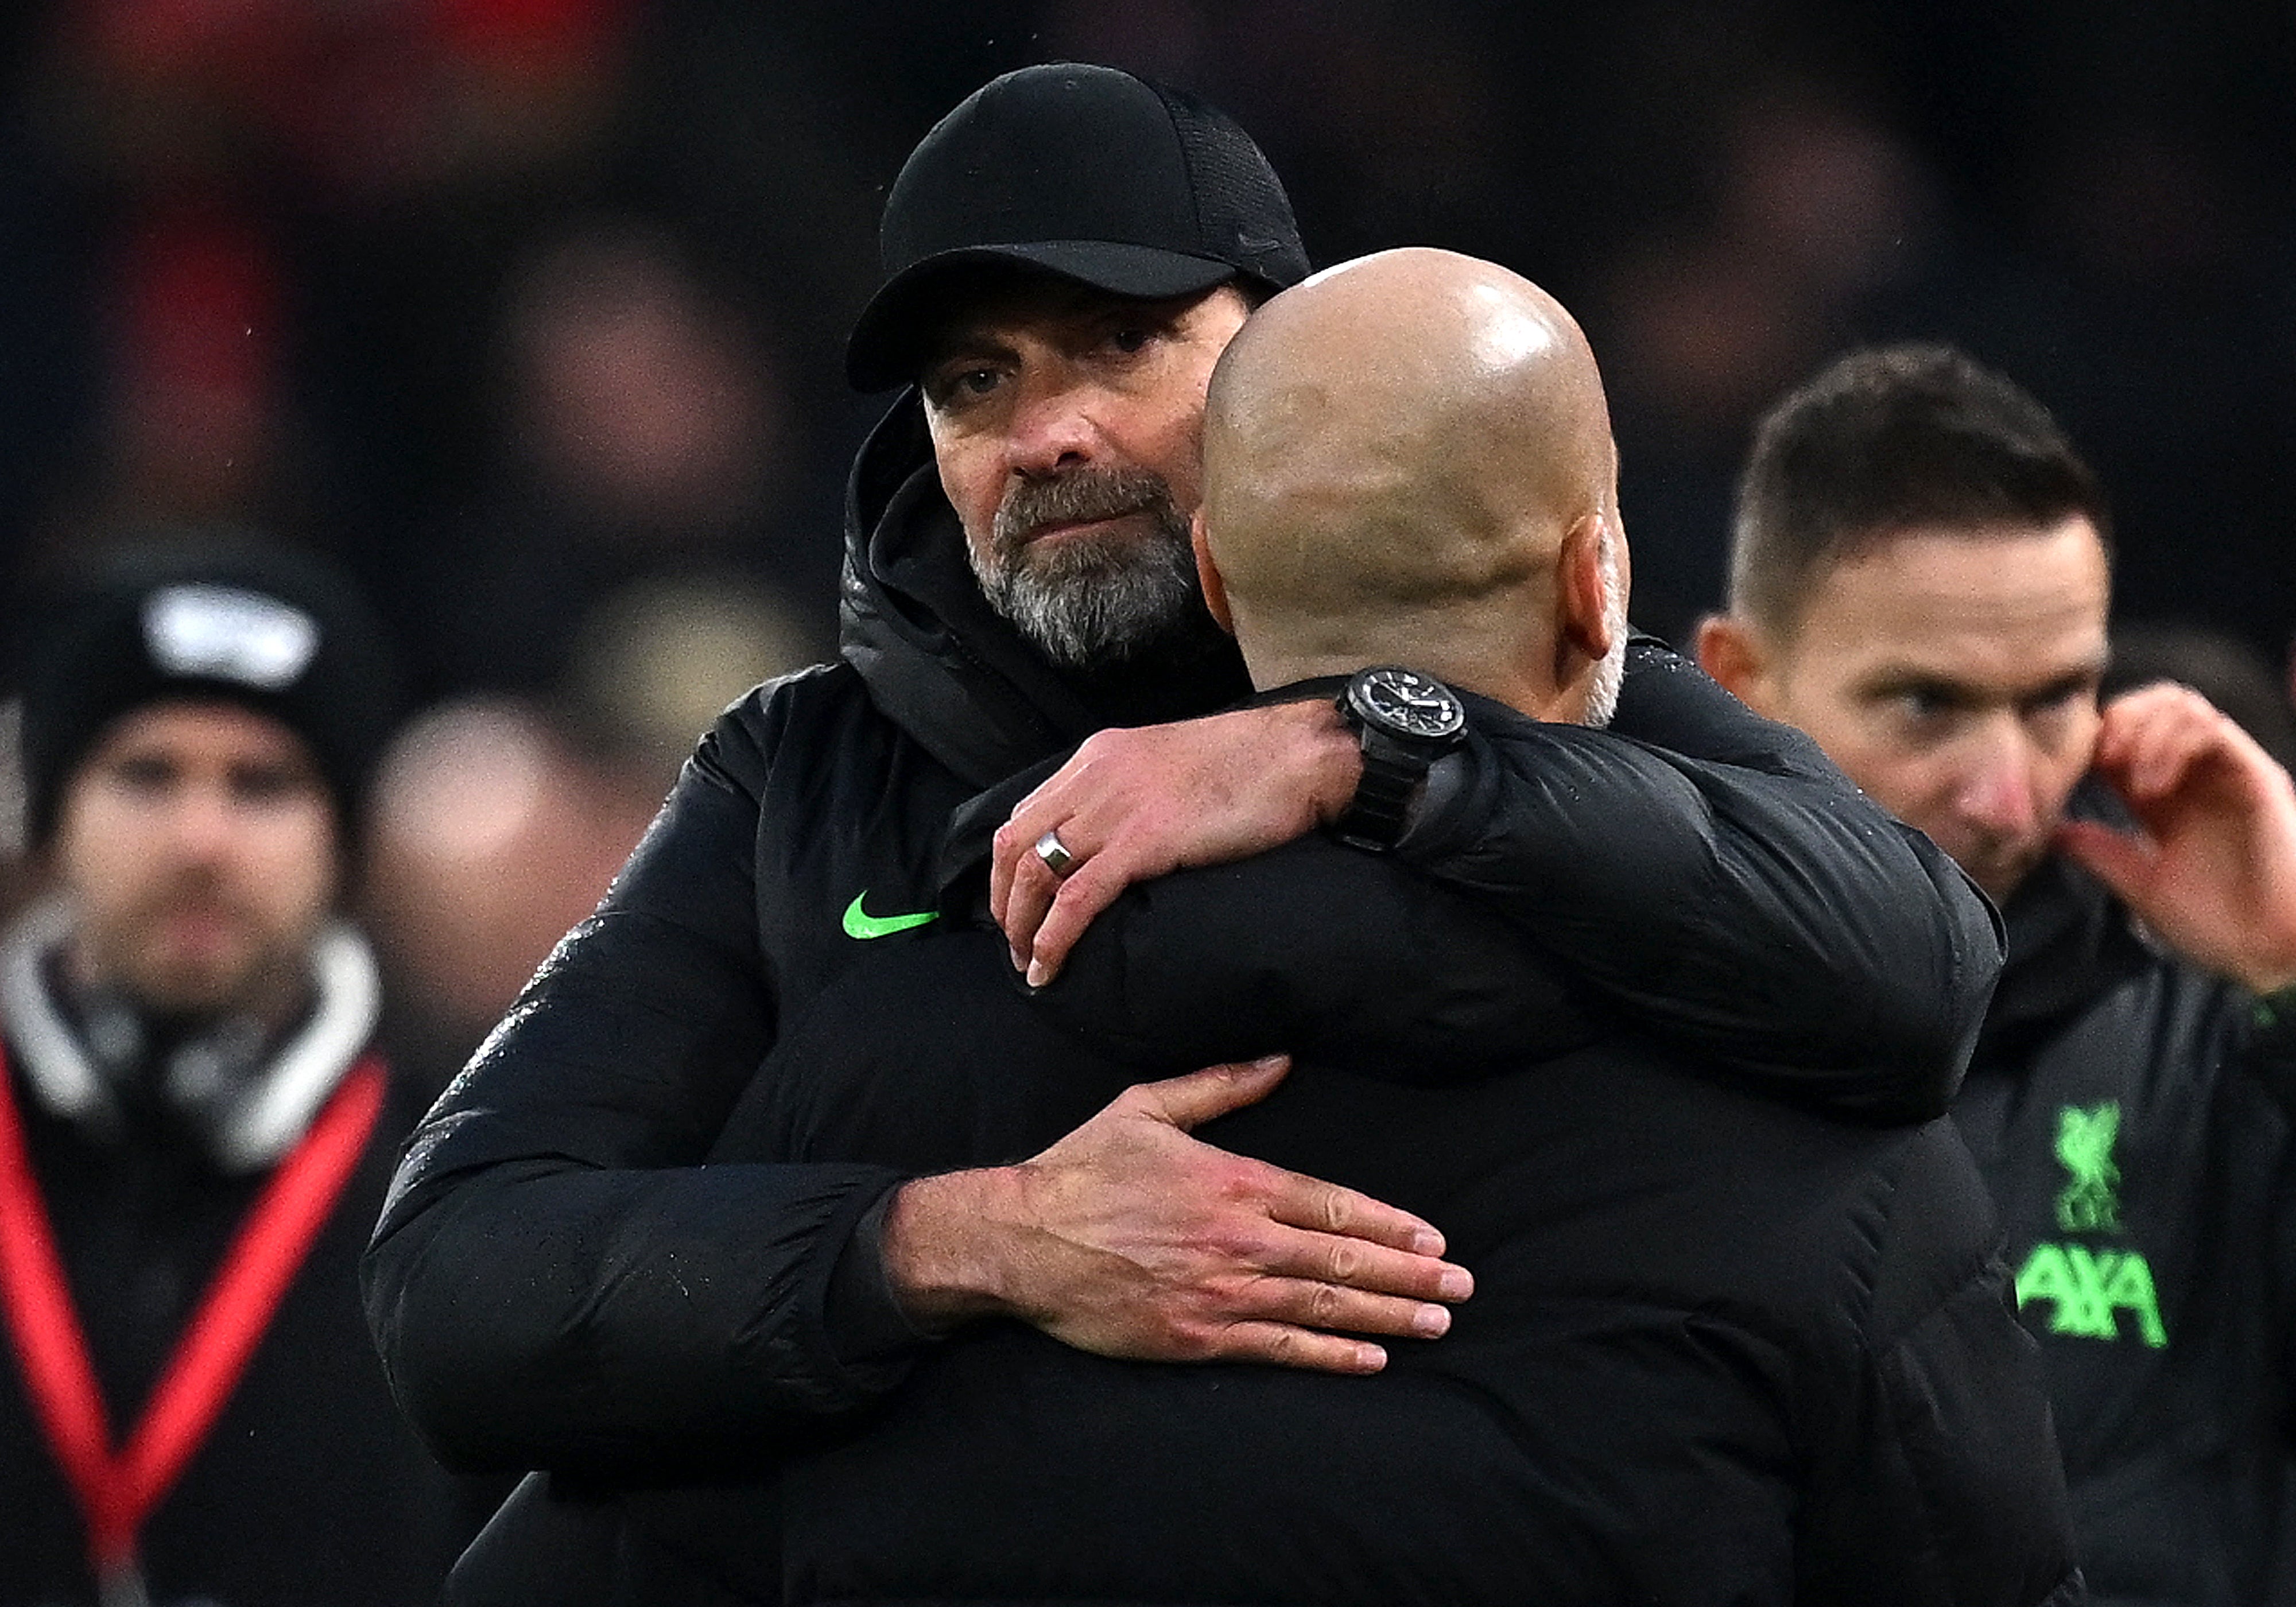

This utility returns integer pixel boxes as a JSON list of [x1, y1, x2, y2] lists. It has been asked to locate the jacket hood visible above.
[[836, 393, 1250, 789]]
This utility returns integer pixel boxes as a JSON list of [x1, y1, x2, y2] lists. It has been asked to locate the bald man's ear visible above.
[[1694, 614, 1779, 714], [1557, 515, 1616, 667], [1191, 513, 1236, 636]]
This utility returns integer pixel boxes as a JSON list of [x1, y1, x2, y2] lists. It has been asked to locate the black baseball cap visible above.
[[846, 63, 1311, 392]]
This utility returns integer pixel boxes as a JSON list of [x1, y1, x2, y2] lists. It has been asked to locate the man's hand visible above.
[[2056, 681, 2296, 993], [992, 700, 1362, 985], [879, 1056, 1471, 1375]]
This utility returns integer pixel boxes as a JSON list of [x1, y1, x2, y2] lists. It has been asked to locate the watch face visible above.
[[1353, 667, 1466, 739]]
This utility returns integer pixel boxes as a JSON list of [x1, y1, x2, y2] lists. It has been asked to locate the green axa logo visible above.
[[2014, 1100, 2167, 1349], [2053, 1101, 2122, 1232]]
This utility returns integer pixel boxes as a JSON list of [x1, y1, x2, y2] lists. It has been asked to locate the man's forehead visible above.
[[90, 698, 318, 766], [1789, 518, 2111, 686]]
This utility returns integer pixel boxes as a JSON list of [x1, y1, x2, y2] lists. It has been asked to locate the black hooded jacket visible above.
[[363, 397, 2005, 1489], [432, 829, 2074, 1605], [1953, 843, 2296, 1606]]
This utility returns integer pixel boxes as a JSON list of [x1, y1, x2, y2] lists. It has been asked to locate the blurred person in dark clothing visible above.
[[402, 221, 825, 700], [0, 542, 480, 1605], [1698, 343, 2296, 1607]]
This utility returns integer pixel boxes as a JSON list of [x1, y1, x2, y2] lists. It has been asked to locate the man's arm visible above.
[[990, 641, 2001, 1120], [363, 709, 908, 1474], [365, 690, 1465, 1476]]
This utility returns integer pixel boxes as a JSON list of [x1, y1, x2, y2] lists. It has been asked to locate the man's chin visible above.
[[121, 949, 270, 1019]]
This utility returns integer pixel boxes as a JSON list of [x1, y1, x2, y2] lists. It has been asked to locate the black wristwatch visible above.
[[1331, 666, 1468, 850]]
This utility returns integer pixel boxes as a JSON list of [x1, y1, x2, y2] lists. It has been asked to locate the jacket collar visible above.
[[1977, 783, 2154, 1059], [0, 898, 381, 1173], [836, 393, 1250, 789]]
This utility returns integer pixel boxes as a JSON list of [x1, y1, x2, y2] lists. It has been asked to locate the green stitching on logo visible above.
[[842, 892, 938, 940], [2054, 1101, 2122, 1232]]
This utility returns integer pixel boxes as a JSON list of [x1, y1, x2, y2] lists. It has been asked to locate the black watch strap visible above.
[[1331, 667, 1465, 850], [1332, 738, 1424, 849]]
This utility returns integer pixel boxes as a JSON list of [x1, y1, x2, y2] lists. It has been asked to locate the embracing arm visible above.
[[988, 641, 2002, 1121], [1394, 645, 2002, 1117], [365, 692, 1471, 1476], [362, 704, 915, 1476]]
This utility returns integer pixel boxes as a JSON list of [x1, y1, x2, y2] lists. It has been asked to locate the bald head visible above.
[[1199, 247, 1626, 720]]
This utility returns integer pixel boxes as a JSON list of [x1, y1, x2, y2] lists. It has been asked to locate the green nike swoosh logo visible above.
[[843, 892, 938, 940]]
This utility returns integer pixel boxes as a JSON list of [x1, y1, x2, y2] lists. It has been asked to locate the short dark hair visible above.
[[1728, 343, 2111, 634]]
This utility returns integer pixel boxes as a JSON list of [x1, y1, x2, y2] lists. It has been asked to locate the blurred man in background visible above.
[[1698, 342, 2296, 1607], [0, 543, 478, 1605]]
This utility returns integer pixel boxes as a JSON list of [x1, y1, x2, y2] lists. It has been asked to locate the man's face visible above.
[[919, 281, 1252, 666], [1721, 518, 2110, 903], [53, 700, 339, 1020]]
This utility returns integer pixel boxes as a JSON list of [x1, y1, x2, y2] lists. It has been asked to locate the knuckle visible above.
[[1306, 1281, 1344, 1325], [1325, 1240, 1363, 1284]]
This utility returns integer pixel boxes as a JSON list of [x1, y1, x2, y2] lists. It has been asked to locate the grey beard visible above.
[[967, 468, 1202, 668]]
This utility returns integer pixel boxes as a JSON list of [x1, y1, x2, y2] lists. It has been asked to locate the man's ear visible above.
[[1556, 515, 1615, 666], [1192, 513, 1236, 636], [1695, 613, 1778, 713]]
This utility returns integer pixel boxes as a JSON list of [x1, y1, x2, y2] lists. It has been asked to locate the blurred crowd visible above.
[[0, 0, 2291, 1094]]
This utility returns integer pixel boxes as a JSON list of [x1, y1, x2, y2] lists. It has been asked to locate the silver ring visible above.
[[1034, 829, 1077, 877]]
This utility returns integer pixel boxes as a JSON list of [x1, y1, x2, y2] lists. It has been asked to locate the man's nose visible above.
[[1953, 726, 2040, 837], [1003, 373, 1100, 477], [162, 785, 240, 859]]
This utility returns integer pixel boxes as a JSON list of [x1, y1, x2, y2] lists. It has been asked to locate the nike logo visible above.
[[843, 892, 938, 940]]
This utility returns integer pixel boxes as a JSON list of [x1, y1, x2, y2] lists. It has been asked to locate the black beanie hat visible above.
[[18, 541, 408, 846]]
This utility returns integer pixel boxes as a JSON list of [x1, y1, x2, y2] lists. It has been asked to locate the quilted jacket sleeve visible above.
[[362, 690, 916, 1478], [1794, 1121, 2083, 1606], [1394, 639, 2003, 1120]]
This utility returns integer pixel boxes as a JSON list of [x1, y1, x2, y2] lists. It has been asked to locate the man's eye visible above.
[[1107, 326, 1152, 355], [110, 756, 177, 793], [230, 766, 307, 805], [925, 366, 1001, 407]]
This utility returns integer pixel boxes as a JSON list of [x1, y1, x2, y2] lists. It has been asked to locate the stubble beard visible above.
[[967, 466, 1203, 669]]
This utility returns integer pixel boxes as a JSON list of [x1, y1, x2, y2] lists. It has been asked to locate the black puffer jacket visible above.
[[363, 397, 2003, 1483], [437, 851, 2073, 1604], [1955, 846, 2296, 1605]]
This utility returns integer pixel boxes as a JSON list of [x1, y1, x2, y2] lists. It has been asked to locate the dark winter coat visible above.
[[364, 397, 2026, 1601], [1957, 845, 2296, 1605]]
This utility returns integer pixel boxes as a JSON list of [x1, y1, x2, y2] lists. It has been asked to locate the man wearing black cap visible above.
[[366, 65, 2005, 1568], [0, 544, 475, 1605]]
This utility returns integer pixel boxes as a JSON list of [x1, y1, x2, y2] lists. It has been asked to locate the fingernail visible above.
[[1437, 1266, 1473, 1301], [1010, 946, 1027, 972], [1411, 1303, 1451, 1337], [1355, 1344, 1387, 1372], [1026, 959, 1050, 988], [1410, 1228, 1445, 1257]]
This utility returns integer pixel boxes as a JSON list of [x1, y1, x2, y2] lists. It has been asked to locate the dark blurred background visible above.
[[1, 0, 2290, 1080]]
